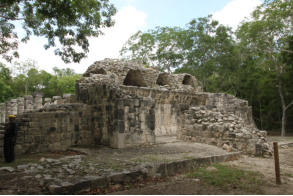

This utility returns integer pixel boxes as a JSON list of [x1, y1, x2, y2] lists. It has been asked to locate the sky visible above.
[[5, 0, 262, 74]]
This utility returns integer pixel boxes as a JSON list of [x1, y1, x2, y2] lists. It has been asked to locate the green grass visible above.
[[188, 164, 265, 194]]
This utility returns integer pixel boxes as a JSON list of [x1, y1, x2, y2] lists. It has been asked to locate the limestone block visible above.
[[109, 132, 125, 149], [44, 98, 52, 106], [17, 97, 25, 114], [34, 95, 43, 110], [63, 94, 72, 103], [24, 95, 34, 112], [52, 96, 62, 104], [9, 99, 18, 115]]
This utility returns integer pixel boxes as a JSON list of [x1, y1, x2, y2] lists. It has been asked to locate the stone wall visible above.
[[0, 94, 74, 124], [15, 104, 95, 154], [179, 106, 270, 156]]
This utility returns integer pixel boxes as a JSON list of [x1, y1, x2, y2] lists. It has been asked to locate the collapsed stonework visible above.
[[0, 59, 271, 156]]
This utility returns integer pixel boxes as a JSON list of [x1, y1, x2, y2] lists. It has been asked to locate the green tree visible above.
[[49, 67, 81, 96], [237, 0, 293, 136], [121, 16, 238, 91], [13, 59, 37, 95], [0, 0, 116, 63], [0, 63, 13, 102], [121, 26, 185, 72]]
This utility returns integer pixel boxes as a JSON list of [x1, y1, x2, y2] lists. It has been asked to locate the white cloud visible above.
[[212, 0, 262, 30], [8, 6, 147, 74]]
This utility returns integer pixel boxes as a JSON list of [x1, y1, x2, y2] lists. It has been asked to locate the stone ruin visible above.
[[0, 59, 271, 157]]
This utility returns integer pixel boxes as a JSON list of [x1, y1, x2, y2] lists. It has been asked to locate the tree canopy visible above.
[[0, 0, 116, 63], [121, 16, 239, 92], [237, 0, 293, 136], [0, 60, 81, 102]]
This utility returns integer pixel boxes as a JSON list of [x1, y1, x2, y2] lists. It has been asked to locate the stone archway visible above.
[[182, 75, 194, 87], [156, 73, 170, 86], [123, 70, 147, 87]]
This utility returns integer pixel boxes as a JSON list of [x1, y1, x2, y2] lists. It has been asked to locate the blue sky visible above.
[[4, 0, 262, 74], [112, 0, 232, 29]]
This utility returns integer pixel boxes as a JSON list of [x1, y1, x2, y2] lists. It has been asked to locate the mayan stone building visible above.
[[0, 59, 271, 156]]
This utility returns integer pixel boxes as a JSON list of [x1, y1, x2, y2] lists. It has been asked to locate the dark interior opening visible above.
[[156, 73, 170, 86], [123, 70, 147, 87], [182, 75, 194, 86]]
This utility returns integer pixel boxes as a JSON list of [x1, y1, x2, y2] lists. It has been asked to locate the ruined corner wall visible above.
[[15, 104, 88, 154], [13, 101, 118, 155], [179, 106, 270, 156], [0, 94, 75, 156]]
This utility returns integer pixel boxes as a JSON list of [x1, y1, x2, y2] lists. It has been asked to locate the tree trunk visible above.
[[259, 99, 263, 130], [278, 80, 293, 137], [281, 109, 286, 137], [278, 78, 287, 137]]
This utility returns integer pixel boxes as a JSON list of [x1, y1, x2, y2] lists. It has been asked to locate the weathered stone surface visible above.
[[24, 95, 34, 112], [0, 167, 15, 172], [179, 106, 272, 156]]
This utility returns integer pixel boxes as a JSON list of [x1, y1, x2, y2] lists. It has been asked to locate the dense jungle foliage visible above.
[[0, 60, 80, 101]]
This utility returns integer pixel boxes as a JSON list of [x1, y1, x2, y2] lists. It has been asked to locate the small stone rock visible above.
[[45, 158, 55, 163], [35, 174, 42, 179], [0, 167, 15, 172], [60, 182, 73, 187], [191, 178, 200, 182], [44, 174, 52, 180], [206, 166, 218, 172], [17, 164, 29, 170], [21, 176, 33, 180], [222, 144, 233, 152], [48, 185, 61, 193], [37, 165, 44, 170], [281, 145, 289, 149], [65, 168, 75, 175], [39, 179, 45, 186], [112, 184, 122, 190]]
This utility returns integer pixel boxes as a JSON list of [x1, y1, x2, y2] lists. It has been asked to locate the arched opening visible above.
[[156, 73, 170, 86], [182, 75, 194, 86], [123, 70, 147, 87]]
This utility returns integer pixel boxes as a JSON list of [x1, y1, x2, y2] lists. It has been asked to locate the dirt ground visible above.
[[109, 144, 293, 195]]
